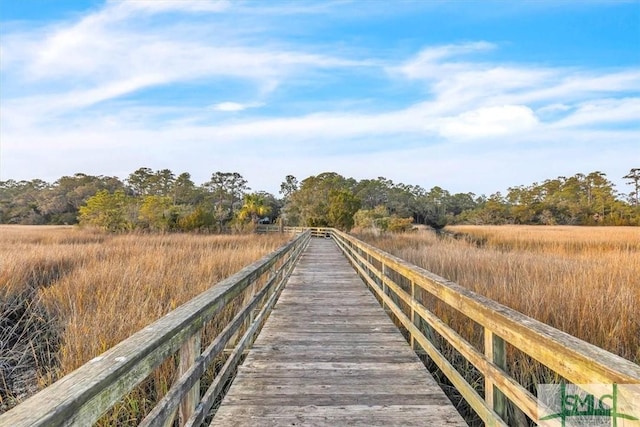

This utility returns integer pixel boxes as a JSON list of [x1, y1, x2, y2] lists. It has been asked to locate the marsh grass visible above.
[[357, 225, 640, 424], [0, 225, 290, 420], [359, 225, 640, 364]]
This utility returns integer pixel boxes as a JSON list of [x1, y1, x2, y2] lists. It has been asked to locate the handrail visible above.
[[256, 224, 329, 238], [0, 231, 310, 427], [322, 228, 640, 426]]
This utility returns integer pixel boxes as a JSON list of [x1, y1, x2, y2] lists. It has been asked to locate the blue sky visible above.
[[1, 0, 639, 197]]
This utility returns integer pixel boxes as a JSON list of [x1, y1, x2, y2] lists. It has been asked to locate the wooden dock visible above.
[[3, 229, 638, 426], [213, 238, 467, 426]]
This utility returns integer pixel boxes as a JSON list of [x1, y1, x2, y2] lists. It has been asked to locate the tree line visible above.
[[1, 167, 638, 231]]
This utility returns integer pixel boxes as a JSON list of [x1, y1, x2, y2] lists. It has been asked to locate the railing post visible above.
[[178, 333, 201, 425], [484, 329, 507, 422], [410, 280, 416, 350], [365, 251, 371, 279], [268, 263, 278, 299], [381, 263, 388, 311]]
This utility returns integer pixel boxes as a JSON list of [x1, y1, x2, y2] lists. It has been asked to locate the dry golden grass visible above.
[[0, 225, 291, 416], [449, 224, 640, 255], [4, 224, 638, 422], [358, 225, 640, 371]]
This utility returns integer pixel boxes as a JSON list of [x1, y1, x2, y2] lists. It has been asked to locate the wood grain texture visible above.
[[179, 334, 201, 425], [212, 238, 466, 426]]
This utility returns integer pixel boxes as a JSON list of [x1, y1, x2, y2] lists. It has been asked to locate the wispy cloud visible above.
[[107, 0, 231, 15], [550, 98, 640, 128], [1, 1, 366, 118], [393, 41, 498, 80]]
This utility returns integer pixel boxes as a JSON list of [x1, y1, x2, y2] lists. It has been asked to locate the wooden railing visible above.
[[256, 224, 330, 238], [325, 229, 640, 426], [0, 231, 310, 427]]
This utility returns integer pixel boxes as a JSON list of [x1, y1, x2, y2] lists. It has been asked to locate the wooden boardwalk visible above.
[[213, 238, 466, 426]]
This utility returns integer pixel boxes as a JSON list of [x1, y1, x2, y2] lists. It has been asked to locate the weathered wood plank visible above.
[[178, 334, 200, 425], [212, 238, 466, 426], [212, 405, 464, 427], [245, 353, 421, 364], [231, 372, 441, 385], [223, 384, 454, 396], [235, 362, 428, 372], [219, 393, 447, 406], [250, 343, 412, 351]]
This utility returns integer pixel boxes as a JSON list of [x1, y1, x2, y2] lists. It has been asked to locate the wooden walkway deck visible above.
[[213, 238, 466, 426]]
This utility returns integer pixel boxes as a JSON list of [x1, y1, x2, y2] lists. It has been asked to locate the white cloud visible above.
[[438, 105, 539, 139], [392, 42, 640, 124], [213, 102, 264, 112]]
